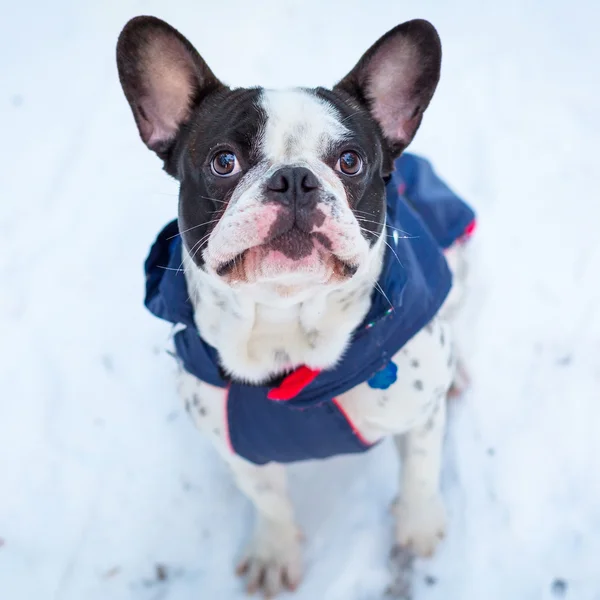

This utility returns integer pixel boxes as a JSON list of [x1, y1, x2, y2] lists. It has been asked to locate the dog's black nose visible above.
[[266, 166, 319, 209]]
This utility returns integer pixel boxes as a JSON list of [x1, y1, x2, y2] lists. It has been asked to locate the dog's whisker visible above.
[[356, 222, 406, 268], [355, 216, 416, 237], [177, 232, 212, 273], [177, 236, 215, 273], [356, 223, 413, 249], [190, 233, 212, 264], [177, 233, 209, 267], [382, 239, 405, 269], [373, 280, 394, 312], [359, 227, 410, 243], [168, 218, 222, 240], [200, 195, 229, 205]]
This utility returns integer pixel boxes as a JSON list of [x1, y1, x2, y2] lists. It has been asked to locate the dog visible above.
[[117, 16, 475, 597]]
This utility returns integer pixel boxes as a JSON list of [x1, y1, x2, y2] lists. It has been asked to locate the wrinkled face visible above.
[[117, 16, 441, 295], [177, 87, 387, 291]]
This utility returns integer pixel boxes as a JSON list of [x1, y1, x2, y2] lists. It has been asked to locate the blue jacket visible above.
[[145, 154, 475, 465]]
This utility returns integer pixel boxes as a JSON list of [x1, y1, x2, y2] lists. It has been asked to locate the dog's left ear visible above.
[[335, 19, 441, 157]]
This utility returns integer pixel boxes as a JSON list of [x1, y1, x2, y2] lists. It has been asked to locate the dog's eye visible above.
[[336, 151, 363, 176], [211, 151, 240, 177]]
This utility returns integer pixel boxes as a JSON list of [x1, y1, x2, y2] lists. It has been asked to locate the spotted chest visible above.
[[183, 253, 380, 384], [176, 316, 455, 458]]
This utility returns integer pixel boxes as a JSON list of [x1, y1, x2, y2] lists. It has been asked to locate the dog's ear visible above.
[[116, 16, 224, 158], [335, 19, 441, 156]]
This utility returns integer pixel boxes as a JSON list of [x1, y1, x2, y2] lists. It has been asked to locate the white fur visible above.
[[184, 236, 384, 383], [174, 87, 472, 596], [260, 89, 349, 160], [176, 243, 470, 595], [190, 88, 386, 384]]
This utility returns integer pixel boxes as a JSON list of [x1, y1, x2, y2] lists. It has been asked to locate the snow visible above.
[[1, 0, 599, 598]]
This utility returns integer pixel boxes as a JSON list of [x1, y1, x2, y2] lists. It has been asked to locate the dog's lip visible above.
[[214, 231, 358, 278], [216, 254, 244, 277]]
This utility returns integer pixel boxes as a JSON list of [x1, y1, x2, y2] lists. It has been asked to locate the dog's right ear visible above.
[[116, 16, 223, 159]]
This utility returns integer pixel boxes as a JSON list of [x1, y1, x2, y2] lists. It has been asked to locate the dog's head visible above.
[[117, 16, 440, 298]]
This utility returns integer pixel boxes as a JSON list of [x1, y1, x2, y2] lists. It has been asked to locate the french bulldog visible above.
[[117, 16, 474, 597]]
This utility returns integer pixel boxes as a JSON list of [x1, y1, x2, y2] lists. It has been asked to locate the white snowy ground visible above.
[[1, 1, 599, 598]]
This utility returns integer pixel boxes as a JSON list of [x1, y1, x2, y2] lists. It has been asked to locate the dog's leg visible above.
[[335, 317, 452, 556], [337, 318, 452, 558], [177, 369, 302, 596], [393, 395, 447, 557], [228, 456, 303, 595]]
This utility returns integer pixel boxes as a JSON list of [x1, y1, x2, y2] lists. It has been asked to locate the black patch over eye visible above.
[[336, 151, 363, 176], [211, 151, 240, 176]]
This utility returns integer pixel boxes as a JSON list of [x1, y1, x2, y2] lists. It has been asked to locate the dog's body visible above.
[[117, 17, 474, 596]]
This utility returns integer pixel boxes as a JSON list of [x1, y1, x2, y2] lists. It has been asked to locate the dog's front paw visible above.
[[392, 494, 446, 557], [236, 517, 303, 597]]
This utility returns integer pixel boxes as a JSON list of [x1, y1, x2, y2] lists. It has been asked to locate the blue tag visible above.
[[367, 360, 398, 390]]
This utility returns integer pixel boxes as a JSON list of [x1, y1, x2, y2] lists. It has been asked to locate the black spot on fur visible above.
[[211, 289, 229, 310], [358, 287, 372, 302], [215, 297, 228, 310], [274, 349, 290, 364], [422, 415, 435, 433], [305, 330, 319, 349], [414, 380, 424, 391], [312, 231, 332, 251]]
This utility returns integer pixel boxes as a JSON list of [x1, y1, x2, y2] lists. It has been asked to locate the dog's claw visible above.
[[236, 560, 249, 577], [236, 520, 302, 597], [237, 559, 301, 597]]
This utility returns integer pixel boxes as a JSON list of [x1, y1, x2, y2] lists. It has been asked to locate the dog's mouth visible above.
[[216, 227, 357, 281]]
